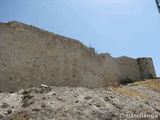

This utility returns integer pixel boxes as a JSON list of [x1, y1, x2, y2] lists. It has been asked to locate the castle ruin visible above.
[[0, 21, 157, 92]]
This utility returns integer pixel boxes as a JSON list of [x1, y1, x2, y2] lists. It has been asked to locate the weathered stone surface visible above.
[[0, 21, 120, 92], [0, 21, 157, 92], [137, 58, 157, 79], [116, 56, 142, 83]]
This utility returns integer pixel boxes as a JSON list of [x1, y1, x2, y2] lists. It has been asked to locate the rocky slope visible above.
[[0, 79, 160, 120]]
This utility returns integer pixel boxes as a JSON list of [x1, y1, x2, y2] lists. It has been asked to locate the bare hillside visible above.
[[0, 79, 160, 120]]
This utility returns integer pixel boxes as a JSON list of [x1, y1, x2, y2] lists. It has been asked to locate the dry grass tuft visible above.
[[10, 111, 34, 120], [115, 88, 148, 99], [132, 79, 160, 92], [106, 82, 119, 88]]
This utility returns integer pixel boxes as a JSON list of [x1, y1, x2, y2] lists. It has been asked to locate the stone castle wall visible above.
[[0, 21, 157, 92], [116, 56, 142, 82], [116, 57, 156, 83], [137, 58, 157, 79]]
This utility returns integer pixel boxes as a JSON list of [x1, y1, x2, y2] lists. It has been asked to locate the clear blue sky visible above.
[[0, 0, 160, 76]]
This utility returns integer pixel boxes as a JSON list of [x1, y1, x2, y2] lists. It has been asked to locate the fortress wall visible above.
[[116, 56, 142, 82], [100, 53, 121, 85], [137, 58, 157, 79], [0, 21, 119, 92], [0, 21, 157, 92]]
